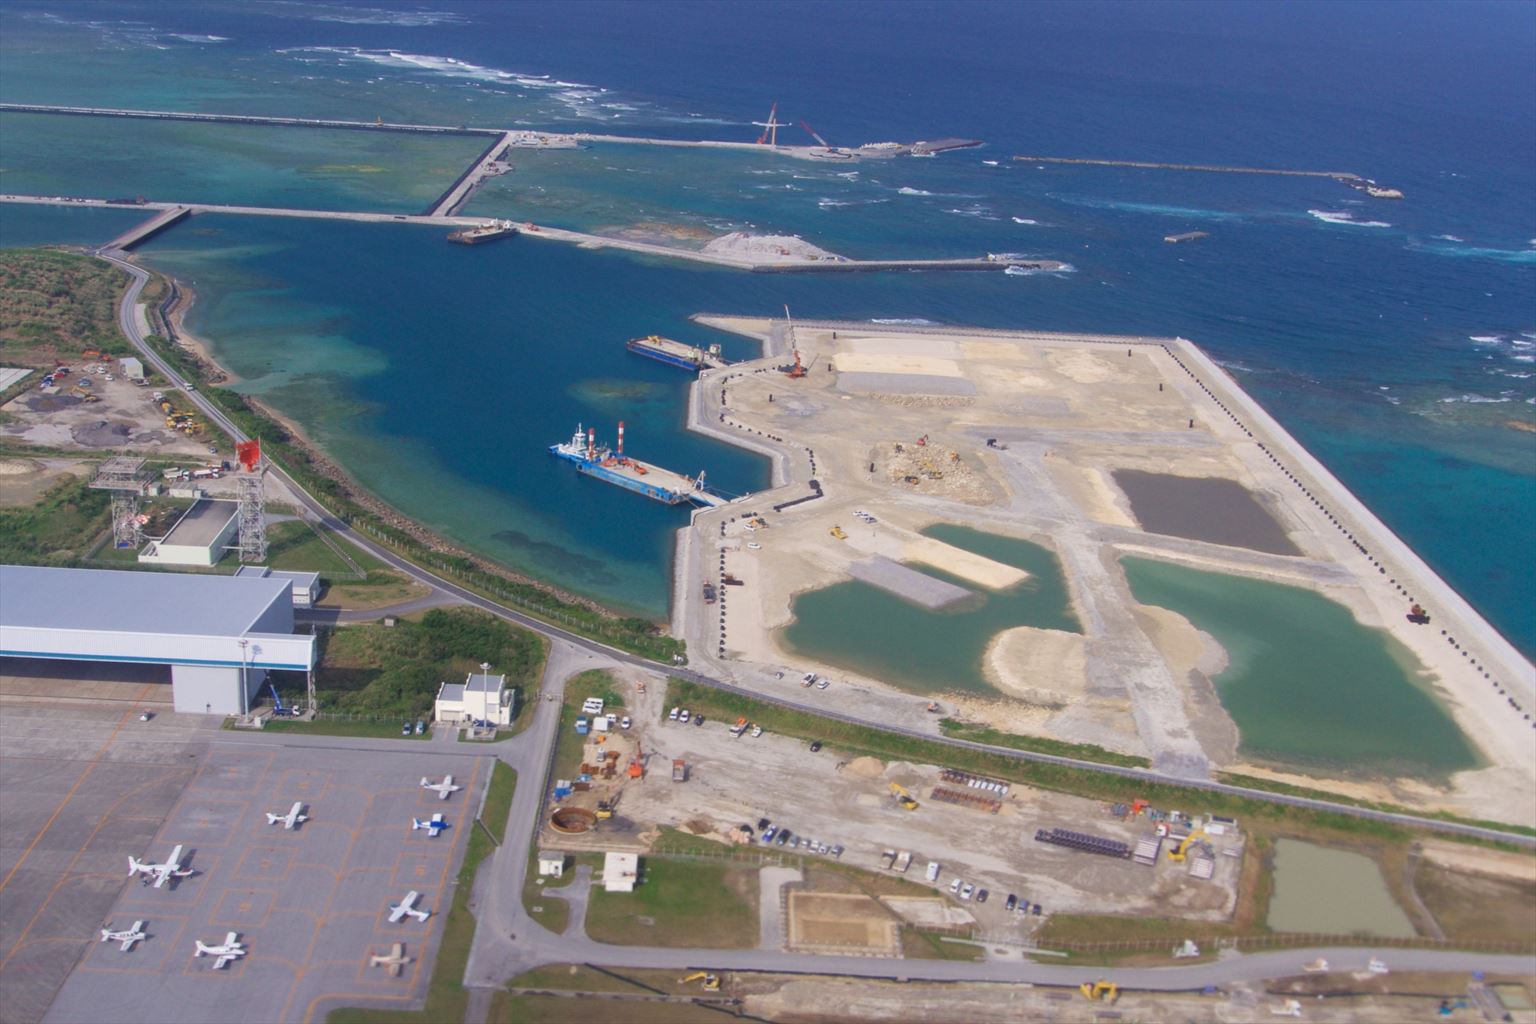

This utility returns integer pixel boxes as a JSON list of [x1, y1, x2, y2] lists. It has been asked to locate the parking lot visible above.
[[0, 688, 488, 1024]]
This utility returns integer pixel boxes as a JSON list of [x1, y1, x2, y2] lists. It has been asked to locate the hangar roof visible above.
[[0, 565, 291, 637]]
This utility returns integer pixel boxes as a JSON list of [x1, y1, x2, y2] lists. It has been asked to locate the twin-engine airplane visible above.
[[194, 931, 247, 969], [99, 921, 146, 952]]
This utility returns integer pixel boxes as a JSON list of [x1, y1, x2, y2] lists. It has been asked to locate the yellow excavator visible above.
[[1079, 980, 1118, 1002], [678, 971, 720, 991], [1167, 830, 1207, 862], [889, 782, 919, 811]]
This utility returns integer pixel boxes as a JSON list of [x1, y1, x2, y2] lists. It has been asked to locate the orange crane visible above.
[[627, 737, 644, 779], [753, 103, 786, 146], [783, 304, 806, 378]]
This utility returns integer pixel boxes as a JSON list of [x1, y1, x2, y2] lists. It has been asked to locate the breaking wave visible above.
[[1308, 209, 1392, 228]]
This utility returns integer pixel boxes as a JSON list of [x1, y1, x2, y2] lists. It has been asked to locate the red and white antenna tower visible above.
[[586, 427, 596, 461]]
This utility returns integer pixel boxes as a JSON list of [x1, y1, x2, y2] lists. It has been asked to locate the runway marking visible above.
[[0, 686, 156, 897]]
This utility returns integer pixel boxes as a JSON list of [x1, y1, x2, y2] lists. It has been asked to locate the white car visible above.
[[960, 883, 974, 901], [620, 716, 631, 730], [949, 878, 962, 895], [751, 724, 763, 738], [679, 709, 691, 723], [668, 707, 679, 721], [747, 542, 761, 550], [816, 678, 829, 689]]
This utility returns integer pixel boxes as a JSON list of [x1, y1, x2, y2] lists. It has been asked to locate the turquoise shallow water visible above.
[[1122, 556, 1477, 778], [782, 526, 1079, 695], [0, 112, 487, 214], [0, 3, 1530, 660]]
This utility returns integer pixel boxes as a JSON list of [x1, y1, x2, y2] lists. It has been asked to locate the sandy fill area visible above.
[[982, 626, 1088, 705], [830, 352, 964, 377], [903, 536, 1026, 589]]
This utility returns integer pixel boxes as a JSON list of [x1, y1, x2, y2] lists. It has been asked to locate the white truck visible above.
[[925, 861, 941, 882]]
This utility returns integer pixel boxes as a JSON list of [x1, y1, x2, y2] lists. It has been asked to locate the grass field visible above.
[[583, 858, 758, 949], [489, 994, 726, 1024], [329, 761, 515, 1024], [301, 607, 545, 720], [939, 718, 1149, 769], [1415, 862, 1536, 945], [0, 474, 109, 565], [0, 249, 127, 362]]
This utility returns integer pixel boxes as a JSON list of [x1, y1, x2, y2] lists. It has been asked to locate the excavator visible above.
[[596, 791, 620, 819], [1167, 830, 1207, 862], [1079, 980, 1118, 1002], [678, 971, 720, 991], [889, 782, 919, 811]]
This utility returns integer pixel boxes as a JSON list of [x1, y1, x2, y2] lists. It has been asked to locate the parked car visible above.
[[401, 722, 412, 736], [694, 715, 705, 726], [815, 678, 829, 689], [747, 542, 761, 550], [668, 707, 679, 720], [830, 844, 844, 859], [620, 716, 631, 730], [138, 711, 153, 722], [775, 830, 792, 846], [960, 883, 974, 901], [949, 878, 962, 895], [976, 889, 989, 904], [762, 826, 777, 843], [809, 740, 822, 752], [757, 817, 771, 831], [679, 709, 690, 723], [751, 724, 763, 738], [414, 720, 425, 735], [1005, 894, 1018, 912]]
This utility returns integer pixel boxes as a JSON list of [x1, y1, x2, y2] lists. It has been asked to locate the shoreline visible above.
[[669, 316, 1535, 825], [148, 265, 619, 621]]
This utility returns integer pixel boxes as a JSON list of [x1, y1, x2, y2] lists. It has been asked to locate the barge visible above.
[[549, 423, 724, 506], [626, 335, 730, 371], [448, 219, 517, 245]]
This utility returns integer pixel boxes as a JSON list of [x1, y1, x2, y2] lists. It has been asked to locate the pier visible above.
[[427, 131, 515, 217], [1012, 154, 1401, 197], [106, 205, 191, 251], [3, 194, 1062, 276]]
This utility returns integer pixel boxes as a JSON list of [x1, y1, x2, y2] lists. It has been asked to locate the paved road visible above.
[[90, 250, 1536, 1001], [93, 247, 1536, 852]]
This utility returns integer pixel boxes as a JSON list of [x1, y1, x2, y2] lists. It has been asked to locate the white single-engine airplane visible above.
[[194, 931, 246, 969], [99, 920, 146, 952], [420, 775, 461, 800], [265, 802, 309, 830], [128, 844, 194, 888], [369, 942, 411, 976], [411, 813, 448, 838], [387, 891, 430, 923]]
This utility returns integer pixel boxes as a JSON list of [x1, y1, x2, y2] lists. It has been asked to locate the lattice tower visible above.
[[237, 461, 268, 562], [90, 455, 147, 550]]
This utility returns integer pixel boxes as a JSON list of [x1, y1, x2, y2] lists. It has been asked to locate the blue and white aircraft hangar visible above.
[[0, 565, 315, 714]]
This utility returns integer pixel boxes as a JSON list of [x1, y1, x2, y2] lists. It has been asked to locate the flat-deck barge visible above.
[[549, 423, 723, 506], [627, 335, 730, 371]]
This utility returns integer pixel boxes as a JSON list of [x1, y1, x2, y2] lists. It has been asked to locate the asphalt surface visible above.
[[42, 740, 489, 1024], [83, 250, 1536, 1007], [88, 256, 1536, 848]]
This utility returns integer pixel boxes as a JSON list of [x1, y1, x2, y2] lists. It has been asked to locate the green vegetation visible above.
[[550, 670, 623, 783], [303, 607, 544, 720], [583, 857, 758, 949], [0, 249, 127, 360], [329, 761, 515, 1024], [491, 994, 724, 1024], [264, 518, 372, 578], [0, 474, 110, 564], [939, 718, 1150, 769], [135, 318, 685, 662], [1415, 861, 1536, 946], [521, 850, 587, 937]]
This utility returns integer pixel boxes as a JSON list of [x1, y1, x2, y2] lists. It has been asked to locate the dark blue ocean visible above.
[[1, 1, 1532, 653]]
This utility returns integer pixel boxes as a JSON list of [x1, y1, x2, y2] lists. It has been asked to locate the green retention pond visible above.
[[1121, 557, 1477, 778], [781, 524, 1079, 696]]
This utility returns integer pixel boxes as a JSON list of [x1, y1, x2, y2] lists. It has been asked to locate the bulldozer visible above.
[[889, 782, 919, 811], [678, 971, 720, 991], [830, 525, 847, 540], [1079, 980, 1118, 1002]]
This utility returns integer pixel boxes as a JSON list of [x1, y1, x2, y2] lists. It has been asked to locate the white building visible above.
[[119, 356, 144, 381], [138, 499, 239, 567], [433, 668, 514, 726], [0, 564, 316, 715], [537, 852, 566, 878], [601, 852, 639, 893], [234, 566, 321, 608]]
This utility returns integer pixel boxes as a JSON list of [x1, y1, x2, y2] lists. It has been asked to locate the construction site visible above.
[[535, 670, 1244, 944], [668, 316, 1535, 828]]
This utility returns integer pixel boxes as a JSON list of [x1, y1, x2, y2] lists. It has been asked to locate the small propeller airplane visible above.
[[420, 775, 461, 801], [369, 942, 412, 977], [411, 813, 448, 838], [387, 890, 430, 924], [128, 844, 194, 888], [99, 921, 146, 952], [265, 801, 309, 830], [193, 931, 246, 969]]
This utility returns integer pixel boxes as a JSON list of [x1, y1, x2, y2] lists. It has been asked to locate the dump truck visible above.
[[672, 759, 688, 782]]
